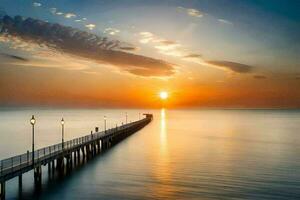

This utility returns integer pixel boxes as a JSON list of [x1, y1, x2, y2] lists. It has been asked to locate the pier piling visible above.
[[0, 182, 5, 200], [34, 166, 42, 185], [18, 175, 22, 187]]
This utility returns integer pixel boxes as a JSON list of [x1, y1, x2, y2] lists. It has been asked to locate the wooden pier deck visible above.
[[0, 114, 153, 199]]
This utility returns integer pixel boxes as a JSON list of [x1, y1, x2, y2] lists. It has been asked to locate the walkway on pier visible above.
[[0, 114, 153, 199]]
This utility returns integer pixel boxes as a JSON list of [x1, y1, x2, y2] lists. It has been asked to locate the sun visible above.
[[159, 91, 168, 100]]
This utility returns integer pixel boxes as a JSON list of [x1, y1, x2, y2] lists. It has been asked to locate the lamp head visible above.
[[30, 115, 36, 125], [61, 118, 65, 125]]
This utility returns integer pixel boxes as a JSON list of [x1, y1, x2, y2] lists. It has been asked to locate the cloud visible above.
[[85, 24, 96, 30], [49, 7, 69, 17], [253, 75, 267, 79], [187, 9, 203, 17], [138, 32, 254, 74], [177, 7, 203, 18], [119, 46, 139, 51], [218, 19, 233, 25], [183, 53, 202, 58], [65, 13, 76, 19], [33, 2, 42, 7], [139, 31, 203, 59], [154, 42, 180, 51], [155, 44, 184, 57], [0, 15, 175, 77], [139, 31, 155, 43], [104, 27, 120, 35], [0, 53, 29, 61], [159, 40, 177, 45], [205, 60, 254, 73]]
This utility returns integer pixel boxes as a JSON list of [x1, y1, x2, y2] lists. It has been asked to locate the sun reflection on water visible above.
[[149, 108, 178, 197], [160, 108, 167, 152]]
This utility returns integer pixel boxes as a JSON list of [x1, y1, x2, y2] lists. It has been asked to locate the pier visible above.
[[0, 114, 153, 199]]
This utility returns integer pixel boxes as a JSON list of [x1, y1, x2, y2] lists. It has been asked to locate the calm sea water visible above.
[[0, 108, 300, 199]]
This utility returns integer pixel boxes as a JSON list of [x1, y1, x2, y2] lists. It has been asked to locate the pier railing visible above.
[[0, 119, 145, 176]]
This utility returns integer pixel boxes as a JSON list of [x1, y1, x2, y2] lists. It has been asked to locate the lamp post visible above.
[[126, 112, 128, 124], [104, 116, 107, 133], [61, 118, 65, 149], [30, 115, 36, 166]]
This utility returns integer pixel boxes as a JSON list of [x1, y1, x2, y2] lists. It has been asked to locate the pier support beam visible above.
[[77, 149, 80, 163], [81, 147, 85, 160], [74, 151, 77, 165], [84, 146, 88, 160], [0, 181, 5, 200], [73, 151, 76, 163], [73, 151, 77, 165], [56, 157, 64, 171], [97, 140, 101, 154], [87, 145, 92, 159], [18, 175, 22, 188], [92, 143, 96, 156], [100, 140, 103, 151], [101, 139, 104, 151], [51, 160, 55, 173], [66, 155, 72, 170], [89, 144, 92, 157], [48, 161, 54, 178], [48, 162, 51, 174], [34, 166, 42, 185]]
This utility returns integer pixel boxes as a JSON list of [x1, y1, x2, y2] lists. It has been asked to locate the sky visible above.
[[0, 0, 299, 108]]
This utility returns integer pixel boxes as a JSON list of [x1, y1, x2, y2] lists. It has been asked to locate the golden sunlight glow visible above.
[[159, 91, 168, 100], [160, 108, 167, 148], [158, 108, 170, 178]]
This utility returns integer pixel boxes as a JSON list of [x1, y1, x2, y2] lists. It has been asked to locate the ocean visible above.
[[0, 108, 300, 199]]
